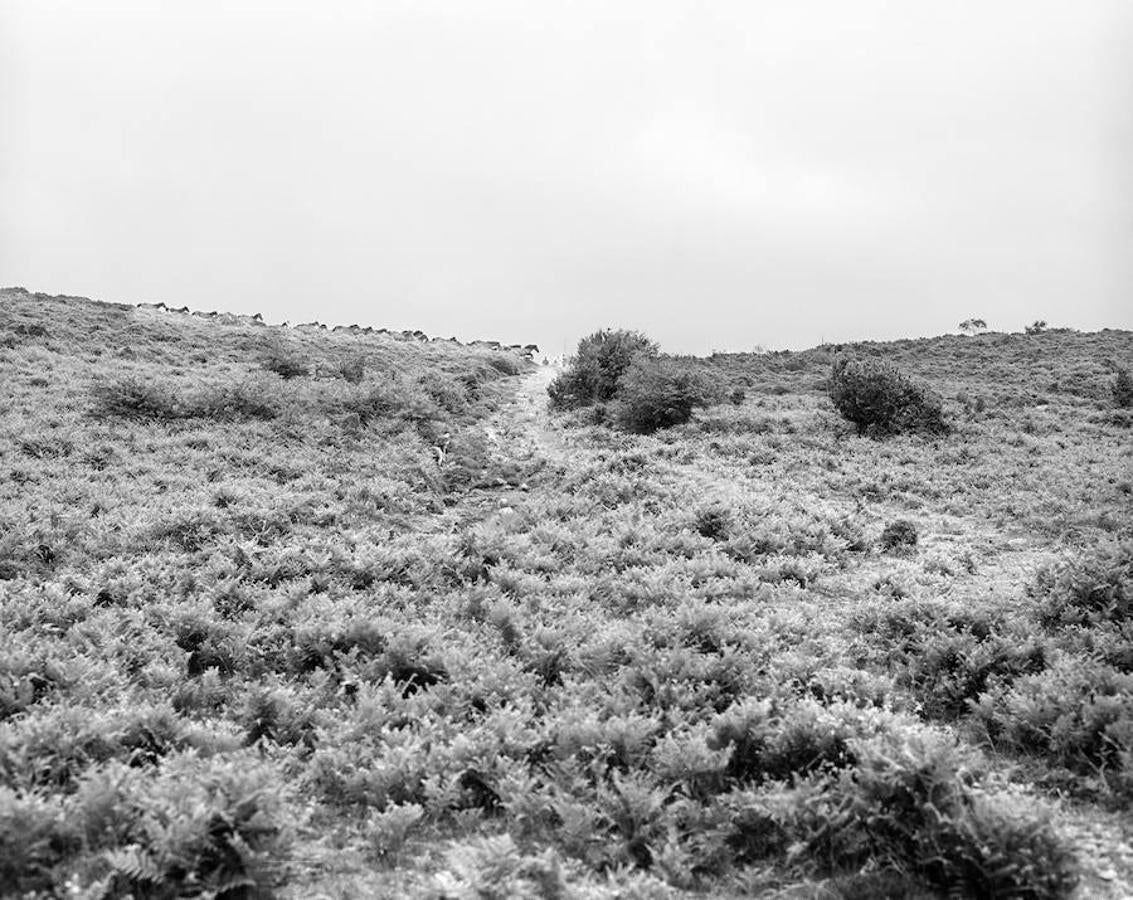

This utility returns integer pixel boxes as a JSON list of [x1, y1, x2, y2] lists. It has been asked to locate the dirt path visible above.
[[481, 364, 570, 467]]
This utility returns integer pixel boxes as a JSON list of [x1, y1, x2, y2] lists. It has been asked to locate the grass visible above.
[[1, 287, 1131, 897]]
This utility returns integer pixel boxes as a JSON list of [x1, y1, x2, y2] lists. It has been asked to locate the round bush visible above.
[[613, 358, 713, 434], [548, 329, 658, 410], [828, 357, 948, 436], [879, 520, 918, 552]]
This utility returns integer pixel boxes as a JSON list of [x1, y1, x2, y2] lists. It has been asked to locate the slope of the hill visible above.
[[1, 289, 1131, 898]]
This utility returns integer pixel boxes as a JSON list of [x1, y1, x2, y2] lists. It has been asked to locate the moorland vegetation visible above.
[[1, 287, 1131, 898], [547, 329, 717, 434]]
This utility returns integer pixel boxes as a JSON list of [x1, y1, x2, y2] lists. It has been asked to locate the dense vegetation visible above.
[[827, 356, 949, 436], [1, 288, 1131, 897], [548, 328, 660, 409], [549, 329, 714, 433]]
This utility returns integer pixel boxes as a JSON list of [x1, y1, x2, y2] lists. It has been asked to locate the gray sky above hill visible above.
[[1, 2, 1129, 355]]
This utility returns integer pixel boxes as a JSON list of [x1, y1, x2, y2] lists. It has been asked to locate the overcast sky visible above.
[[1, 2, 1129, 354]]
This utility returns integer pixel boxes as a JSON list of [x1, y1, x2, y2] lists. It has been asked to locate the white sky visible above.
[[1, 1, 1129, 354]]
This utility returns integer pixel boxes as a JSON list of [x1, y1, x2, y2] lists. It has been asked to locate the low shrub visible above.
[[694, 505, 733, 541], [1, 709, 121, 791], [971, 656, 1133, 794], [1034, 541, 1133, 629], [0, 788, 76, 895], [484, 354, 521, 376], [708, 699, 860, 784], [196, 381, 278, 421], [614, 357, 714, 434], [852, 599, 1051, 720], [725, 729, 1077, 898], [1113, 368, 1133, 409], [956, 391, 988, 416], [170, 612, 244, 674], [338, 380, 441, 430], [91, 377, 277, 422], [433, 835, 569, 898], [879, 519, 918, 552], [0, 650, 69, 721], [337, 355, 366, 384], [105, 756, 293, 898], [836, 735, 1077, 897], [0, 703, 207, 792], [828, 357, 948, 436], [904, 629, 1048, 720], [416, 371, 469, 416], [365, 801, 424, 859], [260, 346, 308, 379], [285, 618, 388, 674], [91, 377, 181, 420]]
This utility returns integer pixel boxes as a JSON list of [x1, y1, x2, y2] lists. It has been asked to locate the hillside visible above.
[[1, 288, 1131, 898]]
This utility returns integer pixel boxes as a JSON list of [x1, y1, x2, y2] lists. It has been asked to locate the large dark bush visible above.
[[614, 357, 714, 434], [828, 357, 948, 436], [547, 330, 714, 433], [548, 329, 658, 410]]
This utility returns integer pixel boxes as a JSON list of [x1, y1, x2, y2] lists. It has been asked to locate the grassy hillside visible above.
[[1, 288, 1131, 898]]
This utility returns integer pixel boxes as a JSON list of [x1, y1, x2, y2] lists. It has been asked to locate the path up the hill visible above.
[[481, 364, 569, 466]]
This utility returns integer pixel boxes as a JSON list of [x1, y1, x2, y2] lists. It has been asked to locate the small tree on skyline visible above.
[[959, 318, 988, 334]]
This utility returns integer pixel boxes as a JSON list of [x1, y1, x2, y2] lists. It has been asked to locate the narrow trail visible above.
[[481, 364, 569, 467], [427, 365, 571, 533]]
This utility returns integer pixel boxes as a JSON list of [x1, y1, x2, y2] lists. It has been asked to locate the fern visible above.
[[105, 844, 163, 884]]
